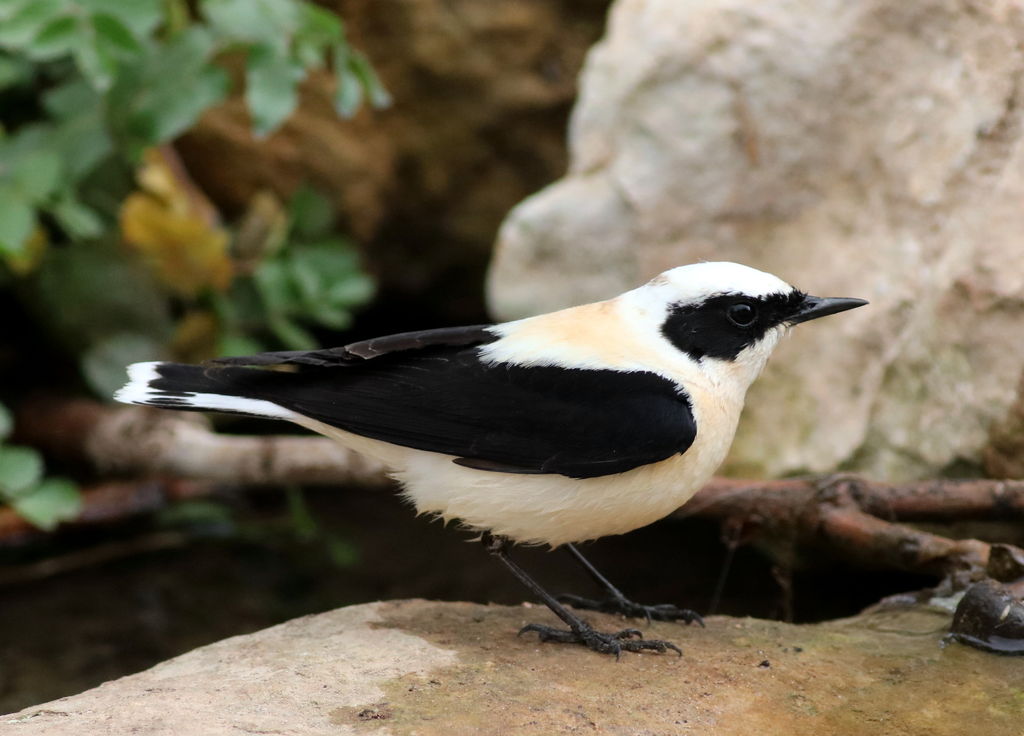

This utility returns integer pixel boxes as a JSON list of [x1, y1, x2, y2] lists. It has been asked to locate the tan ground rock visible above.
[[4, 600, 1022, 735], [487, 0, 1024, 480]]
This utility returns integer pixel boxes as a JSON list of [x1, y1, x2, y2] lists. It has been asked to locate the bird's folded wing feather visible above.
[[203, 343, 696, 480], [208, 325, 497, 366]]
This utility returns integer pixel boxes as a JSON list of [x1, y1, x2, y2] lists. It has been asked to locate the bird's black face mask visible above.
[[660, 292, 866, 361]]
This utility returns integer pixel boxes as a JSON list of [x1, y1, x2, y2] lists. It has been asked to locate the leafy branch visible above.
[[0, 403, 79, 530], [0, 0, 390, 258], [0, 0, 385, 528]]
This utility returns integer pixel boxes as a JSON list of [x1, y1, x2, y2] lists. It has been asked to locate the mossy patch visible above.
[[339, 600, 1024, 736]]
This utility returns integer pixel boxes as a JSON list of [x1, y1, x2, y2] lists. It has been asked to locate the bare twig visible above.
[[10, 399, 1024, 580], [15, 398, 390, 488], [678, 476, 1024, 577], [682, 476, 1024, 523]]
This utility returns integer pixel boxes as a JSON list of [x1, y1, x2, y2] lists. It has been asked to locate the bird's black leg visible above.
[[556, 543, 704, 626], [482, 533, 681, 658]]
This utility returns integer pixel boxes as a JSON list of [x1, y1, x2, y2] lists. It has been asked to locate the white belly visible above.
[[292, 390, 740, 547]]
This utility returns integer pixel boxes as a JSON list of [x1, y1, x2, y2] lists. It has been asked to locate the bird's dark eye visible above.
[[726, 303, 757, 328]]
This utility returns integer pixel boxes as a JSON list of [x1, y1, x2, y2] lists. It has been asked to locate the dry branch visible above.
[[687, 477, 1024, 522], [9, 399, 1024, 581], [680, 477, 1024, 577], [15, 397, 390, 488]]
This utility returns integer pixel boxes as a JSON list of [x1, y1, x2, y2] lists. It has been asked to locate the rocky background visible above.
[[488, 0, 1024, 483], [178, 0, 1024, 484], [4, 0, 1024, 728], [136, 0, 1024, 485]]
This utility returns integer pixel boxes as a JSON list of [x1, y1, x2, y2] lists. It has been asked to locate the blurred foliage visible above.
[[0, 0, 390, 259], [0, 0, 384, 528], [0, 402, 80, 529], [152, 489, 359, 569], [284, 485, 359, 567], [215, 185, 375, 354]]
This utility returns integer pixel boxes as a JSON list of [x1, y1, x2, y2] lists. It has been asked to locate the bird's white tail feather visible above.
[[113, 361, 300, 421]]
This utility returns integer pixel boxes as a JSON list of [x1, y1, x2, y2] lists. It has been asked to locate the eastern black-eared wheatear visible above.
[[116, 261, 866, 657]]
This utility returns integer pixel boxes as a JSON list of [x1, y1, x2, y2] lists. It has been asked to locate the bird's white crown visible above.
[[643, 261, 794, 304]]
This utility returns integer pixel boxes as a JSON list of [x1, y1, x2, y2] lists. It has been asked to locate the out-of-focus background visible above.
[[1, 0, 1023, 715]]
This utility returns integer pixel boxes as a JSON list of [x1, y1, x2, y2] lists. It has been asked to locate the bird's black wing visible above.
[[208, 325, 497, 367], [203, 346, 696, 479]]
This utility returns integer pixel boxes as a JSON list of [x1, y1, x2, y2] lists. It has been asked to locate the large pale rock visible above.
[[3, 600, 1022, 735], [487, 0, 1024, 480]]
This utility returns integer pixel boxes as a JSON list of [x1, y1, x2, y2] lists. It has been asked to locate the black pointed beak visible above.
[[787, 295, 868, 325]]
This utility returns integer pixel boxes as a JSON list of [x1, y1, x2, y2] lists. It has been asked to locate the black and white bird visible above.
[[115, 261, 866, 657]]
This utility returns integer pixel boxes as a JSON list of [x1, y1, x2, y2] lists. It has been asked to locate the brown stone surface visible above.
[[175, 0, 610, 320], [4, 600, 1022, 735], [487, 0, 1024, 481]]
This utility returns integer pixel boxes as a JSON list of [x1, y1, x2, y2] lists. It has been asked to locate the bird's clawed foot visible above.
[[518, 622, 682, 659], [556, 593, 705, 626]]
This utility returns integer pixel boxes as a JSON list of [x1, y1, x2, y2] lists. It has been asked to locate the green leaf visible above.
[[271, 240, 373, 330], [74, 30, 117, 91], [0, 403, 12, 441], [203, 0, 298, 52], [326, 272, 374, 307], [153, 66, 229, 144], [81, 0, 162, 38], [43, 77, 99, 118], [294, 4, 341, 67], [297, 240, 358, 273], [110, 28, 228, 148], [24, 14, 77, 61], [288, 185, 334, 239], [333, 69, 362, 119], [92, 12, 142, 58], [46, 105, 112, 182], [253, 259, 295, 316], [348, 49, 391, 109], [10, 149, 62, 202], [31, 241, 173, 354], [11, 477, 81, 531], [287, 252, 323, 305], [0, 0, 34, 22], [0, 0, 62, 50], [2, 121, 49, 154], [0, 53, 31, 89], [217, 278, 266, 334], [0, 445, 44, 499], [333, 60, 362, 118], [216, 332, 265, 358], [282, 249, 359, 330], [0, 190, 36, 256], [308, 303, 351, 330], [51, 195, 104, 239], [268, 314, 316, 350], [0, 0, 31, 20], [81, 332, 166, 397], [246, 44, 304, 137], [297, 4, 342, 44]]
